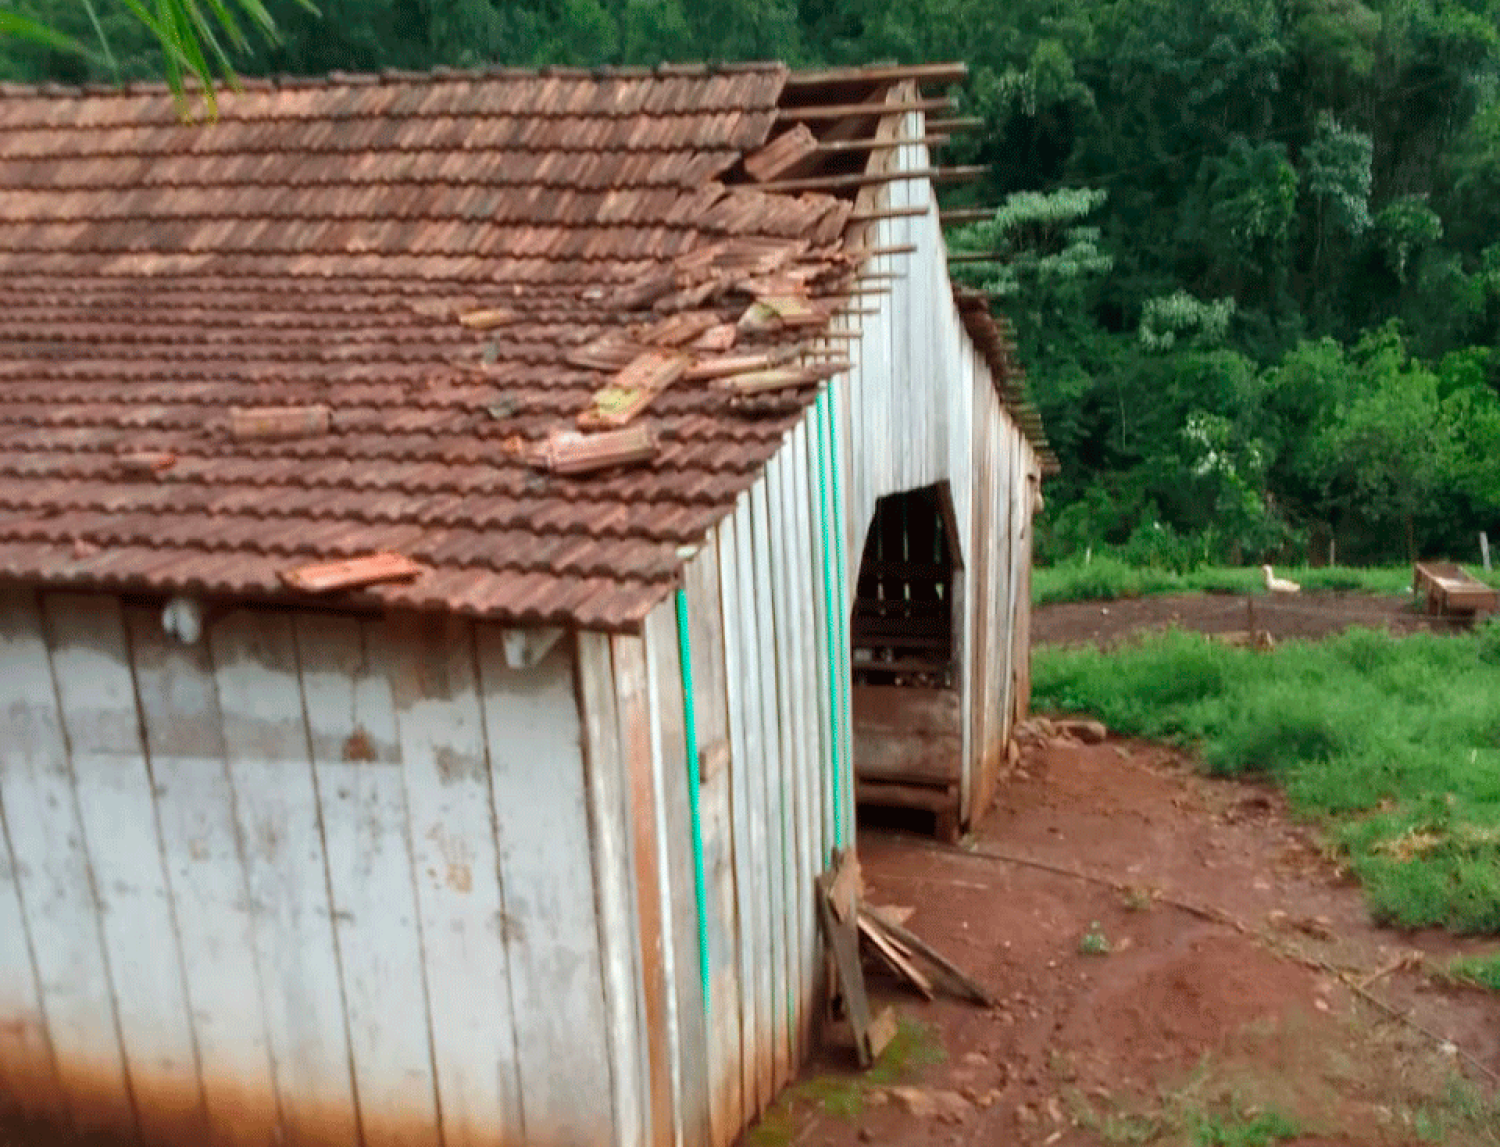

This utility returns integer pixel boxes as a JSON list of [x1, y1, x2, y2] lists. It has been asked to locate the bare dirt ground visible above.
[[752, 633, 1500, 1145], [1032, 591, 1469, 648]]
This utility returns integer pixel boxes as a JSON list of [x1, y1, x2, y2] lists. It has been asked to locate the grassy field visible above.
[[1032, 559, 1466, 606], [1033, 624, 1500, 935]]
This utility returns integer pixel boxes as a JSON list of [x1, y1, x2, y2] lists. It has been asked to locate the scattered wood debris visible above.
[[578, 350, 690, 430], [408, 296, 474, 319], [713, 366, 817, 395], [1209, 629, 1276, 652], [608, 269, 677, 311], [819, 850, 994, 1068], [859, 905, 995, 1006], [230, 405, 330, 442], [529, 425, 659, 476], [282, 552, 422, 593], [817, 849, 890, 1066], [858, 912, 935, 1000]]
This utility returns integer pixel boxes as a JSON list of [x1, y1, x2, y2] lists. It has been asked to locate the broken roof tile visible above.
[[0, 65, 1045, 627]]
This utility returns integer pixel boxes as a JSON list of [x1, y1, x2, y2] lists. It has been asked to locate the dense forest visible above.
[[4, 0, 1500, 567]]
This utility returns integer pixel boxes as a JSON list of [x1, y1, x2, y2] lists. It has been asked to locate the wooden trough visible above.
[[1413, 561, 1497, 618]]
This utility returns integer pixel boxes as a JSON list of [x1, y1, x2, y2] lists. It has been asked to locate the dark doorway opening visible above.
[[850, 484, 964, 841]]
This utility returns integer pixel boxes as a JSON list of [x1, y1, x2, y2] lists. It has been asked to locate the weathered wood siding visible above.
[[835, 92, 1042, 828], [0, 592, 629, 1147], [0, 91, 1041, 1147], [579, 416, 853, 1147]]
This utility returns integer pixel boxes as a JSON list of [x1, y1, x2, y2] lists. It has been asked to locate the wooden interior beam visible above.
[[777, 96, 955, 122]]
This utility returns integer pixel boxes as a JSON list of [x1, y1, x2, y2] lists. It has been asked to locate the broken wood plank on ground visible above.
[[856, 906, 995, 1006], [856, 913, 934, 1000], [817, 851, 878, 1067]]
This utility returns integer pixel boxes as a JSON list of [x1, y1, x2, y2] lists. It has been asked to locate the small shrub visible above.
[[1078, 921, 1112, 955]]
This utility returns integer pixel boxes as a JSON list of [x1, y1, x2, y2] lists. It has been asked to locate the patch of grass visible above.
[[1189, 1108, 1301, 1147], [744, 1015, 945, 1142], [1409, 1076, 1500, 1145], [1034, 626, 1500, 935], [1444, 952, 1500, 991], [1033, 554, 1180, 604], [1067, 1089, 1164, 1143], [865, 1015, 946, 1086], [1034, 561, 1419, 605]]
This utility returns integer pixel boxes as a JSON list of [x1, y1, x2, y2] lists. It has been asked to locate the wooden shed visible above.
[[0, 62, 1053, 1147]]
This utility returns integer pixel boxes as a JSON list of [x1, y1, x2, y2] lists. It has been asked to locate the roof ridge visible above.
[[0, 60, 789, 101]]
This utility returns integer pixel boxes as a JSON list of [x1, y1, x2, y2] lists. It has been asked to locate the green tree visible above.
[[1, 0, 308, 108], [1313, 324, 1453, 559]]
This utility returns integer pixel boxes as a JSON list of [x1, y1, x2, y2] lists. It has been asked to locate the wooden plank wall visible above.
[[832, 86, 1040, 830], [581, 411, 853, 1147], [0, 593, 629, 1147]]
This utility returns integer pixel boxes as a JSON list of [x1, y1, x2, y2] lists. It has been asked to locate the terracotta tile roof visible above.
[[0, 65, 876, 628], [952, 289, 1059, 474], [0, 64, 1046, 627]]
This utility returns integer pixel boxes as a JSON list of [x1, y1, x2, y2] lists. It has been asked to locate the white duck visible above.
[[1261, 564, 1301, 594]]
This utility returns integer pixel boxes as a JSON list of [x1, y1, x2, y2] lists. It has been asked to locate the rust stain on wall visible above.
[[0, 1049, 580, 1147], [445, 862, 472, 892]]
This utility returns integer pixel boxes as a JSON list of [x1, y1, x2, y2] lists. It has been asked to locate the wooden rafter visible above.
[[784, 62, 968, 89], [847, 204, 930, 222], [776, 96, 955, 122], [812, 133, 951, 154], [753, 166, 978, 193]]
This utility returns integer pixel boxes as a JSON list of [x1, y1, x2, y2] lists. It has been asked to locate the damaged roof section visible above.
[[0, 62, 1047, 628]]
